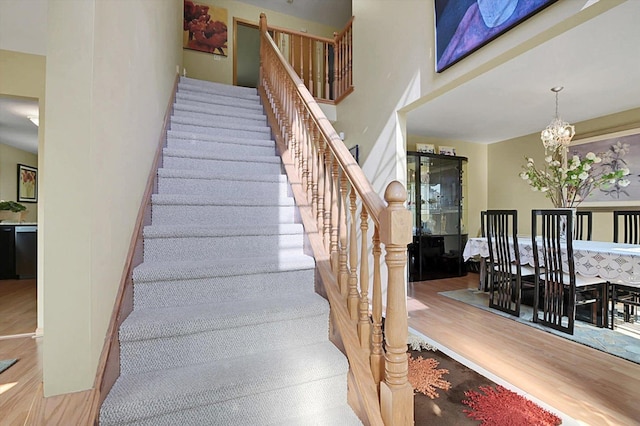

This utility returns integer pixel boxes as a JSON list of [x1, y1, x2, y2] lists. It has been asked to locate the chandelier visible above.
[[540, 86, 575, 150]]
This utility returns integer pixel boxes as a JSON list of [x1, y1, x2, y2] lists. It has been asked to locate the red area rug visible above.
[[462, 385, 562, 426], [409, 347, 564, 425]]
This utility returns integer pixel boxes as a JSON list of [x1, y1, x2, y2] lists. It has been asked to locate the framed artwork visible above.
[[435, 0, 557, 72], [17, 164, 37, 203], [349, 145, 359, 164], [570, 128, 640, 208], [183, 1, 228, 56], [438, 146, 456, 156], [416, 143, 436, 154]]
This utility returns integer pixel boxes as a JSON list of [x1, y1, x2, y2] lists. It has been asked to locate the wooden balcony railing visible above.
[[258, 13, 413, 426], [267, 16, 353, 104]]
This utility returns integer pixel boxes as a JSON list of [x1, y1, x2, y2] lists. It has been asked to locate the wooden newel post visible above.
[[259, 13, 267, 85], [379, 181, 414, 426]]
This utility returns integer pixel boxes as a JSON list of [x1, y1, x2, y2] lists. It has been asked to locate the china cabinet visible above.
[[407, 152, 468, 281]]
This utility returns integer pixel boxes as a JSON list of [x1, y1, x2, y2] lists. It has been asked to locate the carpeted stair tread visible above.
[[174, 92, 264, 112], [173, 106, 267, 123], [100, 341, 348, 426], [178, 83, 260, 101], [173, 101, 265, 120], [162, 147, 280, 163], [164, 139, 275, 158], [143, 223, 303, 239], [119, 292, 328, 342], [179, 76, 259, 97], [170, 123, 272, 141], [151, 193, 295, 207], [132, 267, 315, 310], [166, 130, 273, 147], [275, 404, 363, 426], [157, 168, 287, 183], [170, 114, 271, 133], [176, 86, 261, 104], [132, 254, 315, 283]]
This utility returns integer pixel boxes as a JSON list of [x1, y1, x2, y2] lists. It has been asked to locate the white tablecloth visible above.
[[463, 237, 640, 283]]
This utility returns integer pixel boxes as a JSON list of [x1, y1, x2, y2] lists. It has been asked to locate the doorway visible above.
[[0, 95, 39, 338], [234, 19, 260, 88]]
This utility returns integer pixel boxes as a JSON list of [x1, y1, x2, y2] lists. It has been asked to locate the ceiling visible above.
[[237, 0, 352, 28], [0, 97, 39, 154], [2, 1, 638, 154]]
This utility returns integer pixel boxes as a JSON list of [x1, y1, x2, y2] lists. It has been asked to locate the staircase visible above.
[[99, 77, 362, 425]]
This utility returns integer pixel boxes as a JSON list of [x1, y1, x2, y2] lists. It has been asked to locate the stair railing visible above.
[[266, 16, 353, 104], [258, 14, 413, 426]]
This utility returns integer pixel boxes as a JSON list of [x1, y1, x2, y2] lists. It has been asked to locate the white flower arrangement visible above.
[[520, 144, 630, 208]]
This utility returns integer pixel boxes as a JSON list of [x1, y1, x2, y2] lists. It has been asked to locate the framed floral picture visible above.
[[17, 164, 37, 203], [183, 1, 228, 56], [570, 128, 640, 208]]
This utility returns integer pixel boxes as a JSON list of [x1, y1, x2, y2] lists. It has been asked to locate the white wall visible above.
[[43, 0, 182, 396]]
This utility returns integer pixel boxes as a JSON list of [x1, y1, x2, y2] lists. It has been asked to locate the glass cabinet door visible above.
[[407, 151, 468, 281]]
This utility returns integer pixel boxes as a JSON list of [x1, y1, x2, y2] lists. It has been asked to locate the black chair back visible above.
[[575, 211, 592, 241], [486, 210, 521, 317], [531, 209, 576, 334], [613, 211, 640, 244]]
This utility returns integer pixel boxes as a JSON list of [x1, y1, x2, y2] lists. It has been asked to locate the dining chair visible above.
[[613, 210, 640, 244], [574, 211, 592, 241], [531, 209, 608, 335], [477, 210, 488, 290], [480, 210, 487, 238], [610, 283, 639, 330], [485, 210, 533, 317]]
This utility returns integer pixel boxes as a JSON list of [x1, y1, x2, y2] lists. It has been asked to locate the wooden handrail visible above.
[[266, 16, 354, 104], [259, 13, 413, 426]]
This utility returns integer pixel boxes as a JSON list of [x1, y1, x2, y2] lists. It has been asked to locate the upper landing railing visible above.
[[266, 17, 353, 104]]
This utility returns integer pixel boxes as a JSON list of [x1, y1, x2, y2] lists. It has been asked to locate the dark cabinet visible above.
[[15, 226, 37, 279], [407, 152, 467, 281], [0, 225, 16, 279], [0, 224, 37, 279]]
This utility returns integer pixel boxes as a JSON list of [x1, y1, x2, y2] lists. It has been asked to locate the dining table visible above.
[[463, 236, 640, 283], [464, 236, 640, 328]]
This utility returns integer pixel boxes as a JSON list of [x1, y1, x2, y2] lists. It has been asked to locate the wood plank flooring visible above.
[[408, 273, 640, 426], [0, 335, 41, 425], [1, 275, 638, 425], [0, 279, 36, 336], [0, 278, 39, 425]]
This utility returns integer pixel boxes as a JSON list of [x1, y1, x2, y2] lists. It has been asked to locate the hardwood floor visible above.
[[0, 335, 41, 425], [408, 273, 640, 426], [0, 279, 36, 336], [0, 279, 39, 425], [1, 274, 638, 425]]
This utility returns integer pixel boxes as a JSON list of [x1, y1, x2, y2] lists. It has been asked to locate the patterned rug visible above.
[[463, 385, 561, 425], [440, 288, 640, 364], [0, 359, 17, 375], [409, 347, 564, 425]]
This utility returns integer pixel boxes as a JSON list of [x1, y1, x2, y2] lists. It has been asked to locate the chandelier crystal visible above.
[[540, 86, 575, 150]]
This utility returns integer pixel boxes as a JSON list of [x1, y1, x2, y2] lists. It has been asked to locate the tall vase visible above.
[[558, 207, 576, 241]]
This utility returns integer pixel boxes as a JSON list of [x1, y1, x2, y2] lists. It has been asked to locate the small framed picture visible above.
[[438, 146, 456, 156], [416, 143, 435, 154], [349, 145, 359, 164], [17, 164, 38, 203]]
